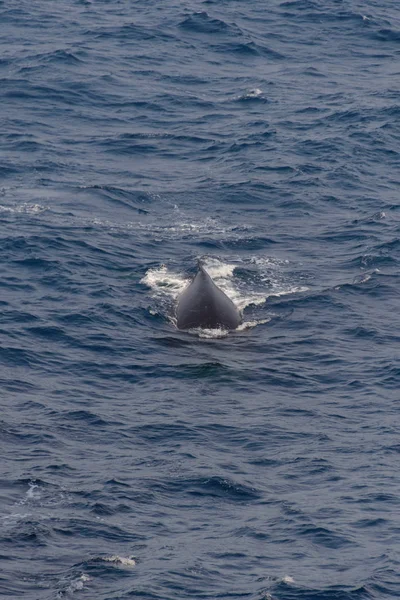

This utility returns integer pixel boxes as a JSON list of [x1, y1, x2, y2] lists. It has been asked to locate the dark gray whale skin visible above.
[[176, 265, 242, 330]]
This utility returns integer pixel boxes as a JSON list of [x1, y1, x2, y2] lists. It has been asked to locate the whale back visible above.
[[176, 265, 241, 330]]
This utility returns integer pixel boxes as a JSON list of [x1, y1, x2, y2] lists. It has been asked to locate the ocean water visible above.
[[1, 0, 400, 598]]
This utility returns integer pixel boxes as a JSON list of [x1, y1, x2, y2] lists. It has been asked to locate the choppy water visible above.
[[1, 1, 400, 598]]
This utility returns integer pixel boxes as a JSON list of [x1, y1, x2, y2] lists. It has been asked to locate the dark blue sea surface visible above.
[[1, 0, 400, 598]]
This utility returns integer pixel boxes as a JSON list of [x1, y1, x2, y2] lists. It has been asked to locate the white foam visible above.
[[102, 555, 136, 567], [352, 270, 379, 285], [204, 256, 307, 308], [0, 203, 46, 214], [17, 482, 41, 505], [202, 257, 236, 280], [188, 326, 230, 339], [140, 265, 189, 298], [138, 216, 232, 240], [25, 203, 45, 214], [250, 256, 289, 267], [282, 575, 295, 584], [1, 512, 32, 523], [268, 285, 309, 297], [203, 258, 272, 309], [249, 255, 309, 297], [62, 574, 90, 595], [237, 88, 263, 101], [26, 483, 40, 500], [247, 88, 263, 97], [170, 317, 271, 339], [236, 292, 267, 311], [237, 317, 271, 331]]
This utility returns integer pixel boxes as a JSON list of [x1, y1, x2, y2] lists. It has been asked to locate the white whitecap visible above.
[[0, 203, 46, 214], [64, 574, 90, 594], [247, 88, 263, 97], [1, 512, 32, 523], [102, 555, 136, 567], [140, 265, 189, 298], [17, 482, 41, 505]]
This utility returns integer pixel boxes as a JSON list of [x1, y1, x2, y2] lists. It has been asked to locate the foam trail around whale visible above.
[[142, 255, 309, 334]]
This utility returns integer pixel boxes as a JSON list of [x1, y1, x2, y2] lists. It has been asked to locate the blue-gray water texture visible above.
[[1, 1, 400, 598]]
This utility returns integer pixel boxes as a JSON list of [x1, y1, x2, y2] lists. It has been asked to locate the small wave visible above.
[[179, 12, 240, 36], [213, 41, 284, 59], [40, 49, 83, 65], [373, 28, 400, 42], [155, 475, 260, 502], [280, 0, 317, 8], [87, 22, 175, 42], [298, 524, 354, 549], [303, 66, 326, 78]]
